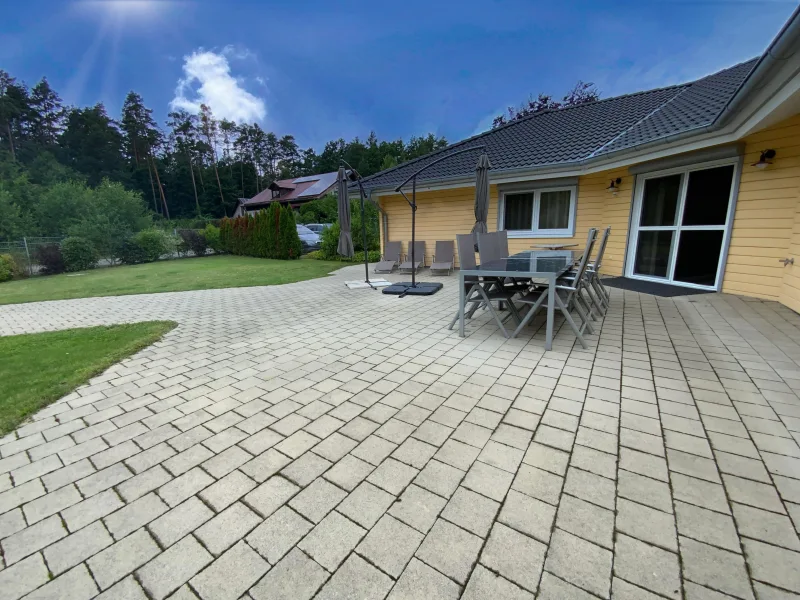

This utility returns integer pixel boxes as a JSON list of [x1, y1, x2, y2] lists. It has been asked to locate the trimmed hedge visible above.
[[61, 237, 98, 272], [219, 205, 302, 260]]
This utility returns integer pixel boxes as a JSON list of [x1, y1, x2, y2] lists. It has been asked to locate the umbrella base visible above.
[[382, 282, 443, 296]]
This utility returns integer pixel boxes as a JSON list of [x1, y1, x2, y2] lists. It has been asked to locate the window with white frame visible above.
[[500, 186, 576, 237]]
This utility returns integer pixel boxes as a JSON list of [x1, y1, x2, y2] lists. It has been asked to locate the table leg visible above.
[[459, 271, 465, 337], [545, 275, 555, 351]]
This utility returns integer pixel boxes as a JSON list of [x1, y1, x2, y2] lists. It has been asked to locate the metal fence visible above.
[[0, 237, 64, 276]]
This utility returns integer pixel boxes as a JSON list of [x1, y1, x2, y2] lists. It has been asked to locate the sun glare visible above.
[[77, 0, 171, 21]]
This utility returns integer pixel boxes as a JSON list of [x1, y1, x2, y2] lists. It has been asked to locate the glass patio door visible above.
[[628, 163, 736, 289]]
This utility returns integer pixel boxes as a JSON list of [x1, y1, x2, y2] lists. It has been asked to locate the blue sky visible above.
[[2, 0, 797, 151]]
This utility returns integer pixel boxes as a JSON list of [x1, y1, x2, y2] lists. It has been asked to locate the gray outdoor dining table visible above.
[[457, 250, 577, 350]]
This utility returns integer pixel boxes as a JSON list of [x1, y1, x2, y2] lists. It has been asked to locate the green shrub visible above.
[[135, 228, 176, 262], [319, 223, 339, 259], [306, 249, 380, 263], [0, 254, 20, 282], [61, 237, 98, 272], [119, 239, 148, 265], [204, 224, 221, 253], [304, 250, 322, 259], [277, 206, 302, 259], [218, 206, 300, 260]]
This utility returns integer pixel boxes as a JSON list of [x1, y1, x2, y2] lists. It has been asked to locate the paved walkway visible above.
[[0, 265, 799, 600]]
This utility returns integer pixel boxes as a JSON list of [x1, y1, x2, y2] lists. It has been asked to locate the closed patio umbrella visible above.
[[337, 166, 354, 257], [471, 152, 491, 248]]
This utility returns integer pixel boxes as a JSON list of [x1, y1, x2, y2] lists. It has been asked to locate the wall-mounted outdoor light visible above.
[[606, 178, 622, 195], [752, 149, 776, 169]]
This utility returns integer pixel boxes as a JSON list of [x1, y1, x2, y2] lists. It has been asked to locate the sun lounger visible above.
[[399, 241, 425, 273], [374, 241, 402, 273], [431, 240, 454, 275]]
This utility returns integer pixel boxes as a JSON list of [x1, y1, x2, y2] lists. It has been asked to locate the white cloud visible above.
[[171, 46, 266, 123]]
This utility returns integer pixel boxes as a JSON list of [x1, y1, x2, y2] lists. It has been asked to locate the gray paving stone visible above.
[[414, 459, 463, 498], [288, 476, 346, 523], [352, 435, 398, 466], [195, 501, 262, 556], [324, 454, 374, 491], [616, 497, 678, 552], [2, 514, 66, 565], [545, 528, 613, 598], [539, 572, 599, 599], [556, 493, 615, 549], [722, 473, 786, 514], [244, 475, 299, 518], [199, 469, 257, 512], [389, 483, 447, 533], [481, 522, 546, 593], [311, 432, 358, 462], [337, 481, 395, 528], [88, 528, 160, 590], [441, 486, 499, 537], [463, 459, 513, 501], [0, 552, 50, 600], [618, 469, 673, 513], [357, 514, 424, 577], [522, 442, 570, 475], [240, 448, 291, 483], [22, 484, 81, 524], [733, 502, 800, 550], [316, 553, 393, 600], [105, 492, 168, 540], [158, 467, 214, 507], [434, 439, 480, 471], [201, 445, 251, 479], [190, 540, 269, 600], [387, 557, 461, 600], [671, 473, 731, 515], [367, 457, 418, 495], [680, 536, 754, 600], [674, 500, 740, 552], [564, 466, 615, 510], [148, 496, 214, 547], [137, 534, 212, 600], [392, 438, 438, 469], [461, 565, 534, 600], [249, 547, 328, 600], [281, 451, 332, 487], [299, 509, 366, 570], [44, 520, 113, 575], [743, 538, 800, 593], [614, 533, 681, 598], [0, 508, 26, 540], [24, 563, 99, 600], [415, 518, 483, 585], [246, 505, 313, 565], [0, 479, 45, 514]]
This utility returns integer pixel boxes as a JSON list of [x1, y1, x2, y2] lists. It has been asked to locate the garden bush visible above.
[[61, 237, 98, 272], [204, 224, 221, 253], [306, 249, 381, 263], [136, 228, 177, 262], [0, 254, 20, 282], [119, 239, 148, 265], [219, 205, 302, 259], [178, 229, 208, 257], [36, 244, 65, 275]]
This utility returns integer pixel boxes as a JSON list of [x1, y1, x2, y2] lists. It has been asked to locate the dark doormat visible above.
[[602, 277, 713, 297]]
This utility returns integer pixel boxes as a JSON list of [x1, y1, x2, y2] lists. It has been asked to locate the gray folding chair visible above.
[[478, 231, 527, 292], [512, 229, 597, 348], [399, 241, 425, 273], [375, 241, 401, 273], [560, 226, 611, 317], [431, 241, 455, 275], [449, 234, 522, 338]]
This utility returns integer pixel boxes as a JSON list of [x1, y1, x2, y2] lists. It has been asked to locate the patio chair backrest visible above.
[[497, 230, 510, 257], [572, 228, 598, 289], [408, 241, 426, 264], [477, 231, 503, 264], [456, 234, 477, 270], [434, 240, 454, 264], [593, 226, 611, 271], [384, 241, 401, 262]]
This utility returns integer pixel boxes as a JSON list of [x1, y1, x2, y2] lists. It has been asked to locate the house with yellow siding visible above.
[[353, 8, 800, 314]]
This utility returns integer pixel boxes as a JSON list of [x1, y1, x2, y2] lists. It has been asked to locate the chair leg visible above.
[[449, 285, 480, 330], [475, 287, 510, 338], [594, 278, 610, 305], [512, 295, 547, 338], [583, 283, 605, 317], [572, 296, 593, 335], [555, 294, 588, 349], [573, 293, 595, 334]]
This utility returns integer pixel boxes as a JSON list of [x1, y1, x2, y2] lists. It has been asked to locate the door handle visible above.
[[779, 258, 795, 266]]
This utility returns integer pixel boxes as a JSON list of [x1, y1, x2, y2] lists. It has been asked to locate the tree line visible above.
[[0, 69, 448, 238]]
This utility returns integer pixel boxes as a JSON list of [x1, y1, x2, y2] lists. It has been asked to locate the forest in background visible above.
[[0, 70, 448, 240]]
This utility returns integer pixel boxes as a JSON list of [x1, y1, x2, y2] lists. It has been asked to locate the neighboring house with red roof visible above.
[[233, 172, 339, 216]]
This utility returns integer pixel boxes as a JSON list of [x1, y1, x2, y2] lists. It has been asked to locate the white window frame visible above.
[[497, 185, 577, 238], [623, 158, 741, 291]]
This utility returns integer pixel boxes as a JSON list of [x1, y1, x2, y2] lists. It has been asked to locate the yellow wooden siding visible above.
[[378, 168, 633, 275], [721, 114, 800, 301]]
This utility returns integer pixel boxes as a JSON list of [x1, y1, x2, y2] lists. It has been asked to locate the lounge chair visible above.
[[399, 241, 425, 273], [374, 241, 402, 273], [431, 241, 455, 275]]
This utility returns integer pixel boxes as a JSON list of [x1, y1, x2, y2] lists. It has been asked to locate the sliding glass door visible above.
[[626, 161, 738, 289]]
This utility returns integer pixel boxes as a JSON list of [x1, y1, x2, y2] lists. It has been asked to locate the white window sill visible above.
[[505, 230, 574, 239]]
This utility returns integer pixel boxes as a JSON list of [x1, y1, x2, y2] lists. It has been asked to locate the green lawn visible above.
[[0, 255, 344, 305], [0, 321, 176, 435]]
